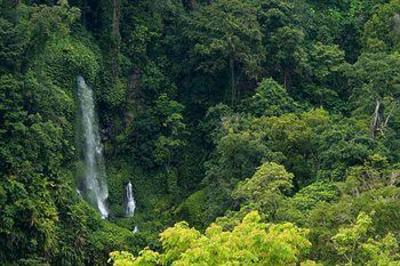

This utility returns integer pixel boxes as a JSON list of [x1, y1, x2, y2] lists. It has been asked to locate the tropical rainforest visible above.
[[2, 0, 400, 265]]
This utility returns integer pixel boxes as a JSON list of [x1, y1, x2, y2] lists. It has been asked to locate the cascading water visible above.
[[125, 181, 136, 217], [77, 76, 109, 218], [133, 226, 139, 234]]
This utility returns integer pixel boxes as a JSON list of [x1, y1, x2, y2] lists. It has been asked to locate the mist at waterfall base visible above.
[[77, 76, 109, 218]]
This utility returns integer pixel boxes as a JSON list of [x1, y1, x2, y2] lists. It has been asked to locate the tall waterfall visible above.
[[125, 181, 136, 217], [77, 76, 109, 218]]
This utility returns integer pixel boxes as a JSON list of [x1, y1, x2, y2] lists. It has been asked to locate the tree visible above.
[[258, 0, 306, 91], [332, 212, 373, 265], [110, 211, 314, 266], [362, 233, 400, 265], [363, 0, 400, 52], [305, 42, 348, 109], [244, 78, 298, 117], [349, 52, 400, 138], [0, 18, 26, 73], [232, 162, 293, 221], [202, 114, 268, 221], [269, 26, 306, 90], [333, 211, 400, 265], [253, 108, 330, 184], [187, 0, 265, 105], [151, 94, 187, 176]]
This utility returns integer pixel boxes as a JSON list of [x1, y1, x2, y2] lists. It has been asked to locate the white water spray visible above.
[[77, 76, 109, 218], [125, 181, 136, 217], [133, 226, 139, 234]]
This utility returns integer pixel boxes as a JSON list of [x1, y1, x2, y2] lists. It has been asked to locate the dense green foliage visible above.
[[110, 211, 313, 266], [2, 0, 400, 265]]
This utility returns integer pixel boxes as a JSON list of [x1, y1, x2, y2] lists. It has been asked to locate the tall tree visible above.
[[187, 0, 265, 106]]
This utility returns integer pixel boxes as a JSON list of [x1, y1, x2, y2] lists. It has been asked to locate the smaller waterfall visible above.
[[133, 226, 139, 234], [125, 181, 136, 217]]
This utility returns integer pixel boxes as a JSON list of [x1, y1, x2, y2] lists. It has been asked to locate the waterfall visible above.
[[133, 226, 139, 234], [77, 76, 109, 218], [125, 181, 136, 217]]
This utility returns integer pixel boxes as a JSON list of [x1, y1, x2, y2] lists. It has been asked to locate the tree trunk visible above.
[[283, 68, 290, 90], [371, 99, 381, 139], [230, 58, 235, 106], [111, 0, 121, 79], [383, 102, 397, 129]]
